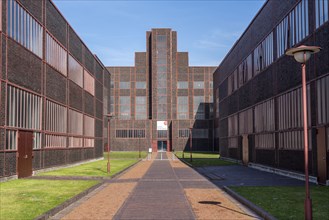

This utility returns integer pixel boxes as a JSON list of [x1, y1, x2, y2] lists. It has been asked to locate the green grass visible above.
[[230, 186, 329, 220], [0, 179, 99, 220], [37, 158, 137, 177], [104, 151, 148, 159], [175, 151, 236, 167]]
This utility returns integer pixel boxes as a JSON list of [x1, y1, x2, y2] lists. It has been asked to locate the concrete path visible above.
[[52, 152, 258, 220]]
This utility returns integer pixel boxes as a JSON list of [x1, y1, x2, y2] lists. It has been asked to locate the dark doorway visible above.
[[317, 127, 327, 185], [157, 141, 167, 152], [17, 131, 33, 178]]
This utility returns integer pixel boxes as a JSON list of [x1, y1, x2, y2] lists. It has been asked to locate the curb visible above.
[[222, 186, 276, 220], [34, 159, 143, 220]]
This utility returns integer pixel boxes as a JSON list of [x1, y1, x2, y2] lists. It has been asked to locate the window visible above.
[[84, 115, 95, 137], [278, 86, 311, 130], [239, 108, 253, 135], [46, 100, 67, 133], [7, 0, 43, 57], [156, 35, 167, 120], [278, 130, 312, 150], [209, 81, 213, 88], [157, 130, 168, 138], [179, 129, 189, 138], [317, 75, 329, 125], [33, 132, 41, 149], [193, 96, 205, 119], [316, 0, 329, 28], [228, 114, 238, 136], [193, 81, 204, 89], [136, 96, 147, 120], [215, 88, 219, 118], [177, 96, 188, 119], [116, 130, 146, 138], [255, 134, 275, 150], [238, 54, 253, 86], [227, 69, 238, 95], [6, 130, 17, 150], [254, 32, 274, 75], [84, 138, 94, 148], [7, 86, 42, 130], [68, 109, 83, 135], [45, 134, 67, 148], [120, 81, 130, 89], [84, 70, 95, 96], [119, 96, 131, 119], [177, 81, 188, 89], [46, 32, 67, 76], [254, 99, 275, 133], [277, 0, 309, 57], [136, 81, 146, 89], [68, 55, 83, 87], [69, 137, 83, 148], [192, 129, 208, 138]]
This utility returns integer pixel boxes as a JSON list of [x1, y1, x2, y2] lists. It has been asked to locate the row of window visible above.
[[177, 81, 213, 89], [7, 0, 96, 97], [227, 0, 310, 95], [115, 130, 146, 138], [315, 0, 329, 28]]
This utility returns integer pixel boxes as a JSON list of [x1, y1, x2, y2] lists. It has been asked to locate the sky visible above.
[[53, 0, 265, 67]]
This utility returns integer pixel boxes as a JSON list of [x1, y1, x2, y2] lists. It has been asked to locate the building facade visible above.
[[0, 0, 110, 178], [214, 0, 329, 184], [108, 29, 216, 152]]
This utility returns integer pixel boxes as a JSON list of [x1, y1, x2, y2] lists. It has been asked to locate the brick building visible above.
[[0, 0, 110, 178], [108, 28, 216, 152], [214, 0, 329, 184]]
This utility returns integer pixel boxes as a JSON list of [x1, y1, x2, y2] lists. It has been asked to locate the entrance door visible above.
[[157, 141, 167, 152], [317, 127, 327, 185], [17, 131, 33, 178]]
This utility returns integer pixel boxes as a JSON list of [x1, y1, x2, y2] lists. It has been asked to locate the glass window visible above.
[[316, 76, 329, 125], [193, 96, 205, 119], [45, 134, 67, 148], [46, 100, 67, 133], [193, 81, 204, 89], [254, 32, 273, 75], [120, 81, 130, 89], [84, 70, 95, 96], [316, 0, 329, 28], [46, 32, 67, 76], [254, 99, 275, 132], [136, 96, 147, 120], [177, 96, 188, 119], [192, 129, 208, 138], [177, 81, 188, 89], [179, 129, 189, 138], [69, 55, 83, 87], [119, 96, 130, 119], [84, 115, 95, 137], [136, 81, 146, 89]]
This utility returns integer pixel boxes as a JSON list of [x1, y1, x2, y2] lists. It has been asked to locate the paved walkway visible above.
[[52, 153, 258, 220]]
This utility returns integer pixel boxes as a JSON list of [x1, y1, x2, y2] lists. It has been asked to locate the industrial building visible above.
[[214, 0, 329, 184]]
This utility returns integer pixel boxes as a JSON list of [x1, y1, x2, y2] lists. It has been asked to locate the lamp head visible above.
[[286, 45, 321, 63]]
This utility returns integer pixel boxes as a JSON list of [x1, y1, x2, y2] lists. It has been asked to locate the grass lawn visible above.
[[0, 179, 99, 220], [230, 186, 329, 220], [104, 151, 148, 159], [175, 151, 236, 167]]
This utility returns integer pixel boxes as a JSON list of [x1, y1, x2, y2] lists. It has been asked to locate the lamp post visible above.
[[286, 45, 321, 220], [106, 114, 115, 173], [190, 127, 193, 162]]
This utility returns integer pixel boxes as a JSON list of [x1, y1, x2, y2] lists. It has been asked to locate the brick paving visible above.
[[52, 153, 258, 220]]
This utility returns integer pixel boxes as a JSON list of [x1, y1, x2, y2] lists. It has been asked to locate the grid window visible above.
[[254, 99, 275, 132], [69, 137, 83, 148], [193, 96, 205, 119], [68, 109, 83, 135], [45, 134, 67, 148], [192, 129, 208, 138], [179, 129, 189, 138], [228, 114, 238, 136], [239, 108, 253, 135], [177, 81, 188, 89], [7, 0, 43, 57], [119, 96, 131, 119], [193, 81, 204, 89], [238, 54, 253, 87], [46, 100, 67, 133], [116, 130, 146, 138], [278, 130, 312, 150], [278, 86, 311, 130], [120, 81, 130, 89], [68, 55, 83, 87], [136, 96, 147, 120], [255, 134, 275, 150], [157, 130, 168, 138], [177, 96, 188, 119], [6, 130, 17, 150], [277, 17, 289, 57], [317, 75, 329, 125], [316, 0, 329, 28], [84, 115, 95, 137], [84, 70, 95, 96], [136, 81, 146, 89], [7, 86, 42, 130], [84, 138, 94, 148], [46, 33, 67, 76], [254, 32, 274, 75], [33, 132, 41, 149]]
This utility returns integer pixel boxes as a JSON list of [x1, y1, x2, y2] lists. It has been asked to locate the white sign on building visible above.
[[157, 121, 168, 130]]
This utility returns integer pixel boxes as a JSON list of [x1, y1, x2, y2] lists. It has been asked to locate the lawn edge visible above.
[[34, 159, 143, 220], [223, 186, 277, 220]]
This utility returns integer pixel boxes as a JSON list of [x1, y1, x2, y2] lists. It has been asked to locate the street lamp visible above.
[[106, 114, 115, 173], [286, 45, 321, 220], [190, 127, 193, 162]]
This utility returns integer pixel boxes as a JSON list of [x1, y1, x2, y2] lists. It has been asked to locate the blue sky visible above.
[[53, 0, 265, 67]]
